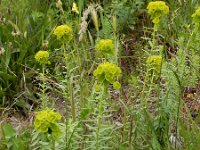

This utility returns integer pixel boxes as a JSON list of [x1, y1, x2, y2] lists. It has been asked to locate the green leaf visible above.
[[15, 99, 31, 109], [1, 123, 16, 140], [12, 138, 25, 150]]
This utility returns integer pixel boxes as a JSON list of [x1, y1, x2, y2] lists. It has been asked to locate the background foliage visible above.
[[0, 0, 200, 149]]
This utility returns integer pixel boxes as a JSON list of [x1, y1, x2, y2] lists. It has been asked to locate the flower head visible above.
[[35, 50, 49, 65], [147, 1, 169, 24], [53, 25, 73, 42], [93, 62, 121, 89], [72, 2, 79, 14], [146, 55, 162, 73], [192, 7, 200, 25], [34, 109, 62, 137], [95, 39, 115, 56]]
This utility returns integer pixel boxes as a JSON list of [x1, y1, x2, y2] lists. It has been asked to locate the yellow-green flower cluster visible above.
[[53, 25, 73, 42], [147, 1, 169, 24], [192, 7, 200, 25], [34, 109, 62, 137], [93, 62, 121, 89], [146, 55, 162, 73], [95, 39, 115, 56], [35, 50, 49, 65]]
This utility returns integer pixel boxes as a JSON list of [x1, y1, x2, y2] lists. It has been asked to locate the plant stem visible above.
[[146, 70, 155, 99], [96, 85, 104, 150], [41, 64, 46, 108], [96, 113, 100, 150], [129, 115, 133, 148], [53, 137, 56, 150], [62, 43, 68, 149], [140, 70, 149, 108], [151, 24, 157, 54], [70, 80, 76, 122]]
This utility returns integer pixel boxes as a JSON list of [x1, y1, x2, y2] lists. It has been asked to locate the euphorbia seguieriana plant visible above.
[[93, 62, 121, 90]]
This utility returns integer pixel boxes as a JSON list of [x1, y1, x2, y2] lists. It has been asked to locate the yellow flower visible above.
[[34, 109, 62, 137], [93, 62, 121, 88], [147, 1, 169, 24], [147, 1, 169, 15], [146, 55, 162, 73], [53, 25, 73, 42], [192, 7, 200, 24], [35, 50, 49, 65], [72, 2, 79, 14], [95, 39, 115, 56]]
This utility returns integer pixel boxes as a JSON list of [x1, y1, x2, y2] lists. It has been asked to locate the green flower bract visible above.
[[113, 81, 121, 90], [192, 7, 200, 24], [34, 109, 62, 137], [147, 1, 169, 24], [95, 39, 115, 56], [53, 25, 73, 42], [93, 62, 121, 89], [146, 55, 162, 73], [35, 50, 49, 65]]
